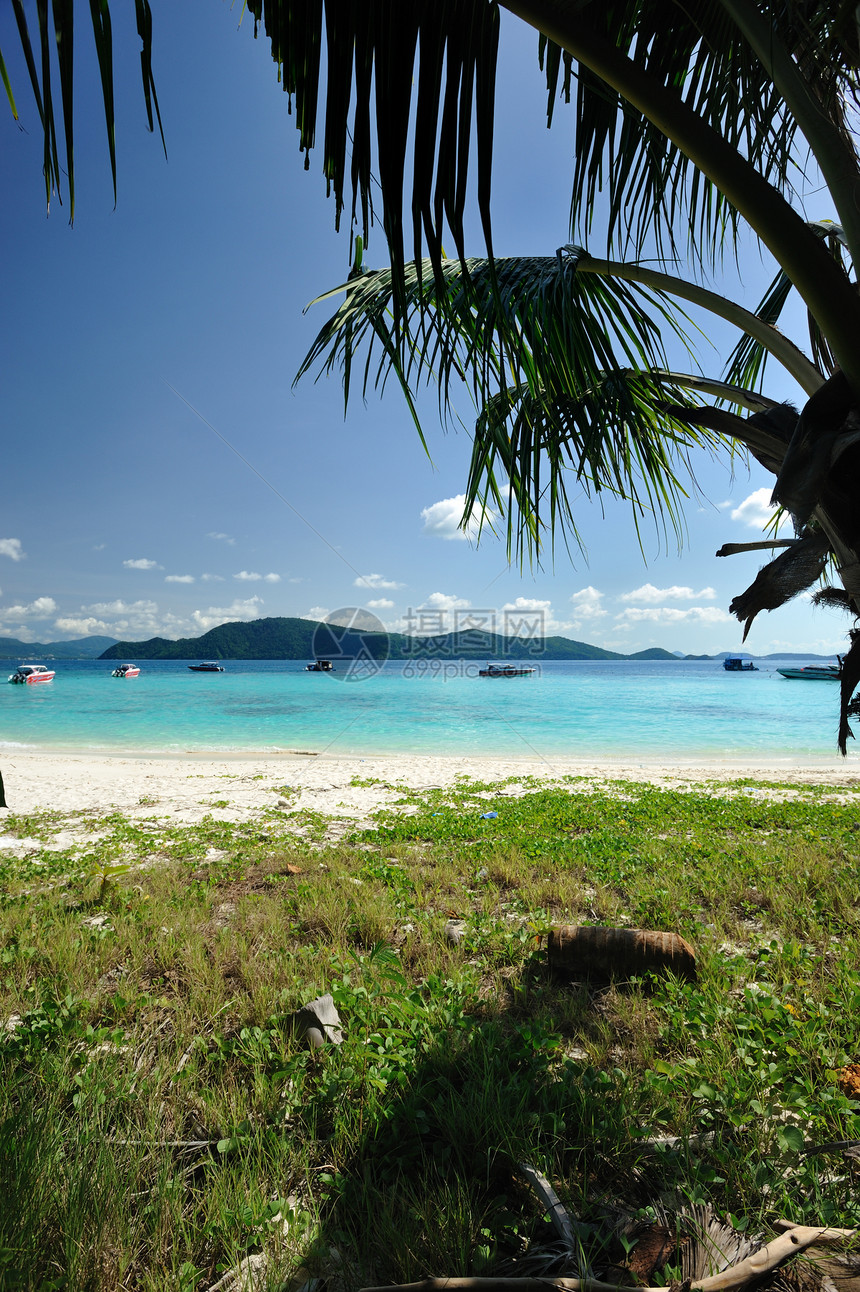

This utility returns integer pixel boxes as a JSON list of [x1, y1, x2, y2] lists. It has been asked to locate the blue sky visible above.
[[0, 4, 846, 656]]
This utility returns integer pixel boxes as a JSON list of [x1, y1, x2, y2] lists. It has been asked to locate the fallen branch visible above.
[[360, 1225, 857, 1292]]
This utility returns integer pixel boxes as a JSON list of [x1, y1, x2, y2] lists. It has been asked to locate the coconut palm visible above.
[[4, 1, 860, 745]]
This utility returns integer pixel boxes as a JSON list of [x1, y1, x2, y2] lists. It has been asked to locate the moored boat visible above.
[[188, 662, 225, 672], [777, 664, 841, 681], [111, 663, 140, 678], [478, 662, 536, 678], [306, 659, 333, 672], [723, 656, 757, 672], [8, 664, 55, 684]]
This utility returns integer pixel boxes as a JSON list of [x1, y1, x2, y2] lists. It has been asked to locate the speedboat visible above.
[[188, 662, 225, 672], [8, 664, 55, 684], [111, 664, 140, 678], [777, 663, 841, 681], [478, 663, 536, 678], [723, 656, 757, 672]]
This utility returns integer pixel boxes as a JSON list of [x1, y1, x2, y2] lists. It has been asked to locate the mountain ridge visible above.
[[0, 635, 118, 659], [99, 616, 677, 662]]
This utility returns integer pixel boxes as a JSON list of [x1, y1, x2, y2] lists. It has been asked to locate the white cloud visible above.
[[0, 596, 57, 622], [503, 597, 552, 614], [191, 596, 264, 633], [165, 574, 195, 584], [201, 573, 224, 582], [234, 570, 281, 583], [0, 539, 24, 562], [54, 599, 167, 638], [123, 558, 162, 571], [730, 487, 779, 530], [93, 543, 106, 551], [207, 532, 236, 545], [303, 606, 330, 621], [367, 598, 394, 609], [423, 592, 472, 611], [420, 494, 497, 542], [354, 573, 404, 590], [569, 586, 607, 620], [616, 606, 732, 625], [621, 583, 717, 604]]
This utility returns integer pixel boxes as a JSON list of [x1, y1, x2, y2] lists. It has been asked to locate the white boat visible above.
[[777, 663, 841, 681], [111, 663, 140, 678], [8, 663, 55, 684]]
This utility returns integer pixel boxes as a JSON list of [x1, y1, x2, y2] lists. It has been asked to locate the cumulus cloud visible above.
[[234, 571, 281, 583], [207, 532, 236, 545], [503, 597, 552, 614], [165, 574, 195, 584], [569, 586, 607, 620], [420, 494, 497, 542], [354, 573, 404, 590], [54, 599, 166, 638], [53, 594, 268, 641], [616, 606, 732, 625], [201, 573, 224, 582], [730, 487, 779, 530], [0, 596, 57, 622], [423, 592, 471, 611], [303, 606, 330, 622], [0, 539, 24, 562], [123, 558, 162, 571], [191, 597, 264, 633], [367, 598, 394, 609], [621, 583, 717, 604]]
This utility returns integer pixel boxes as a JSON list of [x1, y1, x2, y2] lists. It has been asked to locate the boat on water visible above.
[[723, 656, 758, 672], [478, 663, 536, 678], [306, 659, 333, 672], [111, 663, 140, 678], [8, 664, 55, 684], [777, 663, 841, 681], [188, 662, 225, 672]]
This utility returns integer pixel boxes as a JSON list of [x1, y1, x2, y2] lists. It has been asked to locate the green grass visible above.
[[1, 777, 859, 1289]]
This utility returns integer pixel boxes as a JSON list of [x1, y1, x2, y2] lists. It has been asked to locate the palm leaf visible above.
[[299, 253, 744, 562], [543, 3, 860, 266], [724, 220, 854, 391]]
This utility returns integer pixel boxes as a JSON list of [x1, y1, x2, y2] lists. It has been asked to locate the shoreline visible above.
[[1, 751, 859, 831]]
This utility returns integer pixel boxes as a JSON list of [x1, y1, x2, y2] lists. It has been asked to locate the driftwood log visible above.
[[360, 1225, 857, 1292], [547, 926, 697, 980]]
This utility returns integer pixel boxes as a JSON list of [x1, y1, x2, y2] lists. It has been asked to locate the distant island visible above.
[[99, 616, 677, 662], [0, 635, 118, 659]]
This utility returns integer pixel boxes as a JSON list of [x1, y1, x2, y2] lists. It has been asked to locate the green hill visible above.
[[0, 635, 118, 659], [99, 616, 678, 662]]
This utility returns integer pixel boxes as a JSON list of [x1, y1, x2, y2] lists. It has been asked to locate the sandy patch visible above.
[[0, 749, 857, 838]]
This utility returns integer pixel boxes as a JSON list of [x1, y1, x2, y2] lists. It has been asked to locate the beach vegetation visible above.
[[1, 780, 859, 1287]]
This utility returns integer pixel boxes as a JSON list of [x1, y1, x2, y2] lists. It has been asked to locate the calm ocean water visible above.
[[0, 656, 854, 764]]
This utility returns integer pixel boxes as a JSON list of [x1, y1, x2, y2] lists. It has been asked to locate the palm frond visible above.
[[2, 0, 162, 219], [725, 221, 854, 392], [536, 4, 860, 266], [243, 0, 499, 289], [299, 253, 746, 562]]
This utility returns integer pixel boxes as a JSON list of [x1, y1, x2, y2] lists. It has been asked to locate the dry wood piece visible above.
[[360, 1226, 857, 1292], [547, 926, 697, 980]]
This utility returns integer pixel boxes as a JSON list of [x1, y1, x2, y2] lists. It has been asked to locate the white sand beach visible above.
[[1, 750, 858, 835]]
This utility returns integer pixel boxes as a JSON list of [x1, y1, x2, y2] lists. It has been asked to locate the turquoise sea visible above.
[[0, 657, 854, 764]]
